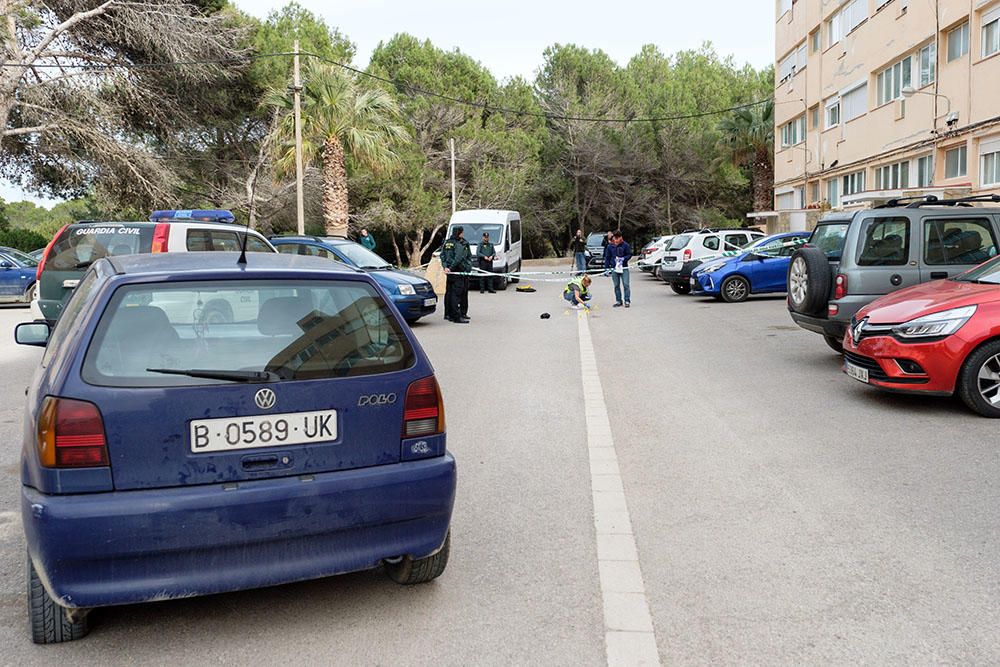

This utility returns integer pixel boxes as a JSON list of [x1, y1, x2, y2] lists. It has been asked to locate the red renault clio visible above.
[[842, 254, 1000, 417]]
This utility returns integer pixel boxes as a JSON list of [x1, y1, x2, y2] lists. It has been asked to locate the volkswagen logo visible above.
[[254, 388, 277, 410], [851, 317, 867, 347]]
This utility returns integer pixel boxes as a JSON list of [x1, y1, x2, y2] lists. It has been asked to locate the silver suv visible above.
[[788, 195, 1000, 352]]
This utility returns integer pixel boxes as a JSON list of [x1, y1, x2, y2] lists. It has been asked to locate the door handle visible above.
[[930, 271, 948, 280]]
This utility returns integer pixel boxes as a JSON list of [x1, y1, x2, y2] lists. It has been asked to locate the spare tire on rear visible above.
[[787, 246, 831, 316]]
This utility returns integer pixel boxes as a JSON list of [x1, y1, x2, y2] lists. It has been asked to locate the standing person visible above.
[[602, 230, 613, 249], [563, 275, 592, 310], [570, 229, 587, 275], [478, 232, 497, 294], [359, 229, 376, 251], [603, 230, 632, 308], [441, 226, 472, 323]]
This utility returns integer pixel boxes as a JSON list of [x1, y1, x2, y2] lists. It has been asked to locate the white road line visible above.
[[577, 314, 661, 666]]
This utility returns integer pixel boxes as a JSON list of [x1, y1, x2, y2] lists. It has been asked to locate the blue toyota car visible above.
[[15, 252, 455, 643], [691, 231, 810, 302], [271, 236, 437, 323]]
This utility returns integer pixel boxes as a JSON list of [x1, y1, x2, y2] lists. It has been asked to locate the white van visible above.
[[445, 209, 523, 289]]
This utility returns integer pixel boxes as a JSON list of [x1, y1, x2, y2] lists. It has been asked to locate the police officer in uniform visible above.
[[478, 232, 497, 294], [441, 226, 472, 323]]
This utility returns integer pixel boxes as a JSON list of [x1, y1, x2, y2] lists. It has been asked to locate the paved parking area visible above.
[[0, 267, 998, 664]]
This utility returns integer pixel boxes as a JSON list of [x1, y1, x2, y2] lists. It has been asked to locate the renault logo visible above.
[[851, 318, 867, 347], [254, 388, 277, 410]]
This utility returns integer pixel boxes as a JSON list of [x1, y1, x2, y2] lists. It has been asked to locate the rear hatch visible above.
[[79, 276, 434, 490], [39, 223, 153, 320]]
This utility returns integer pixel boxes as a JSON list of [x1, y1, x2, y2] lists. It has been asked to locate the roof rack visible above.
[[905, 194, 1000, 208], [875, 195, 939, 209]]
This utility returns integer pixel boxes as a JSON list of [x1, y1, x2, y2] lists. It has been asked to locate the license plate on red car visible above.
[[845, 362, 869, 384]]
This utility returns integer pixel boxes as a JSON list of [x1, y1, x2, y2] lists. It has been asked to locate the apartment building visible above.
[[772, 0, 1000, 227]]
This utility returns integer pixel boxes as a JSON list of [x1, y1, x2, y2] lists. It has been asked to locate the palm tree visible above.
[[270, 61, 408, 236], [716, 100, 775, 213]]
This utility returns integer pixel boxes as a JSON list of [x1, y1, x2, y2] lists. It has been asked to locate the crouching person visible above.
[[564, 275, 592, 310]]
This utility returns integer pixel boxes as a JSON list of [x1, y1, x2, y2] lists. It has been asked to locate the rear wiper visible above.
[[146, 368, 281, 383]]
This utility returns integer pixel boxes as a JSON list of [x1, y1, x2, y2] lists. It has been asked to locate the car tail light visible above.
[[828, 304, 839, 317], [35, 224, 67, 280], [37, 397, 109, 468], [834, 273, 848, 300], [682, 248, 692, 262], [151, 223, 170, 253], [402, 376, 444, 438]]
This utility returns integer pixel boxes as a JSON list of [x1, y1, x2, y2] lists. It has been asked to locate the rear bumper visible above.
[[789, 310, 848, 339], [23, 454, 456, 609]]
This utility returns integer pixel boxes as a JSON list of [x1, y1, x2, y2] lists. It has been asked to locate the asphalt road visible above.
[[0, 267, 998, 665]]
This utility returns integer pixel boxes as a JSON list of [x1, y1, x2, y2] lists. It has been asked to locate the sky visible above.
[[2, 0, 775, 208]]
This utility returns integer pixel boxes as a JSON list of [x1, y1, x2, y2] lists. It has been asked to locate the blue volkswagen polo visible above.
[[271, 236, 437, 323], [15, 252, 455, 643], [691, 231, 810, 302]]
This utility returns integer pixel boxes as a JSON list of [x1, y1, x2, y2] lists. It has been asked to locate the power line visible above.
[[2, 50, 774, 125]]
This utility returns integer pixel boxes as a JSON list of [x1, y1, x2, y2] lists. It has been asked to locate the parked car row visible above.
[[14, 209, 453, 644]]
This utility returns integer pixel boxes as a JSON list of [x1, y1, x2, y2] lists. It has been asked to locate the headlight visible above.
[[892, 305, 977, 339], [701, 263, 725, 274], [398, 284, 416, 296]]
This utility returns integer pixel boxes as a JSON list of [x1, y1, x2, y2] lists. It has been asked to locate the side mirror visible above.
[[15, 322, 50, 347], [0, 261, 11, 269]]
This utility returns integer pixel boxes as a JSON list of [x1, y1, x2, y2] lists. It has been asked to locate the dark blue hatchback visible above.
[[271, 237, 438, 323], [15, 252, 455, 643]]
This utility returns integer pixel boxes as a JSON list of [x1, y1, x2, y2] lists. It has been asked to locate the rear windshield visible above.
[[668, 235, 692, 250], [82, 280, 415, 387], [809, 223, 849, 260], [46, 225, 153, 271]]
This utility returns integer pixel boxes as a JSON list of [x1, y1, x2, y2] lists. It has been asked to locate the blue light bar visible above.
[[149, 209, 236, 224]]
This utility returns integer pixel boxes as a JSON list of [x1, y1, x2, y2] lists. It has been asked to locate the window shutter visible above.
[[984, 5, 1000, 26], [979, 136, 1000, 156]]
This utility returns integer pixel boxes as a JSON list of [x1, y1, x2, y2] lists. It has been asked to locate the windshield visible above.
[[586, 233, 605, 246], [809, 223, 849, 260], [331, 241, 391, 269], [3, 248, 39, 267], [82, 280, 414, 387], [452, 224, 504, 244], [46, 225, 154, 271], [954, 255, 1000, 284], [668, 235, 692, 250]]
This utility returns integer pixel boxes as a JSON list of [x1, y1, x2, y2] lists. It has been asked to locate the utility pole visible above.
[[293, 40, 305, 235], [450, 138, 457, 214]]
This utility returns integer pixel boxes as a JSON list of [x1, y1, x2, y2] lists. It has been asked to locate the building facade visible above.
[[773, 0, 1000, 225]]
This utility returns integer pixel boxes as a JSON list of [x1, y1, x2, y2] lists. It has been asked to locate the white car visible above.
[[637, 235, 674, 275], [658, 229, 765, 294]]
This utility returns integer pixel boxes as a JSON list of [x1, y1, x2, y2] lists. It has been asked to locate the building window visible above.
[[983, 8, 1000, 58], [828, 0, 868, 46], [875, 161, 910, 189], [827, 179, 840, 207], [810, 181, 819, 203], [918, 43, 936, 87], [781, 115, 806, 147], [777, 0, 792, 18], [916, 155, 934, 187], [778, 42, 807, 83], [945, 145, 968, 178], [981, 138, 1000, 186], [842, 170, 866, 196], [948, 22, 970, 62], [810, 105, 820, 128], [825, 97, 841, 128], [842, 83, 868, 122], [877, 56, 912, 106], [810, 29, 821, 52]]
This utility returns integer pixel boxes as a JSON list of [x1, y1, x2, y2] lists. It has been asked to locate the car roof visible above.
[[450, 209, 517, 222], [103, 251, 363, 278], [272, 236, 353, 246]]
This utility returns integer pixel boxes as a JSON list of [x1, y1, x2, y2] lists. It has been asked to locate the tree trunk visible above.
[[322, 135, 350, 237], [752, 150, 775, 213], [390, 233, 402, 267]]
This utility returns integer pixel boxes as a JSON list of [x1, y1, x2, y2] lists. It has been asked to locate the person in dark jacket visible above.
[[359, 229, 376, 251], [603, 230, 632, 308], [441, 226, 472, 323], [478, 232, 497, 293], [570, 229, 587, 275]]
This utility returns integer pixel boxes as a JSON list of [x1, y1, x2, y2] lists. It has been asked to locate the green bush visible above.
[[0, 227, 50, 252]]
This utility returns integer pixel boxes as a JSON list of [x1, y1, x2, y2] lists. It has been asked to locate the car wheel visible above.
[[28, 555, 90, 644], [670, 282, 691, 295], [721, 276, 750, 303], [23, 283, 36, 305], [787, 247, 831, 316], [957, 340, 1000, 417], [511, 261, 521, 284], [824, 335, 844, 354], [385, 531, 450, 585], [498, 266, 509, 291]]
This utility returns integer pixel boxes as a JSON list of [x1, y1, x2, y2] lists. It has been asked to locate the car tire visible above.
[[670, 282, 691, 295], [28, 555, 90, 644], [22, 283, 36, 305], [511, 261, 521, 284], [957, 340, 1000, 417], [787, 247, 831, 316], [824, 335, 844, 354], [498, 266, 509, 291], [385, 531, 450, 585], [720, 276, 750, 303]]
